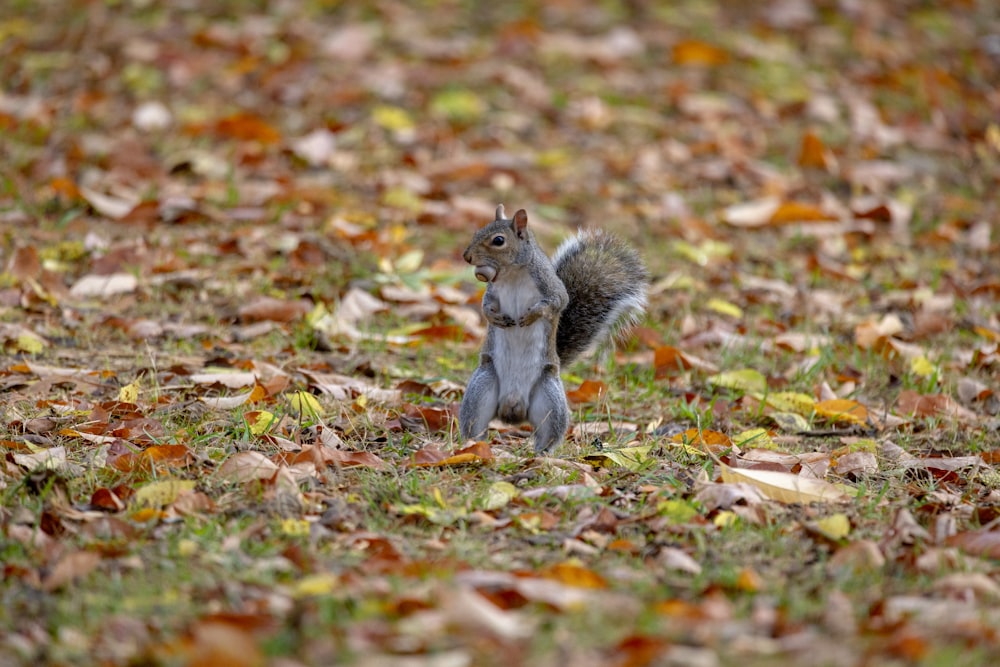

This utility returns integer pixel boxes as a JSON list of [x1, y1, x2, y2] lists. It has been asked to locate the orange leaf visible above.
[[539, 562, 608, 589], [404, 404, 454, 432], [654, 345, 692, 376], [409, 442, 493, 467], [671, 428, 732, 453], [214, 112, 281, 144], [413, 325, 474, 342], [50, 176, 81, 199], [814, 399, 868, 425], [768, 201, 837, 225], [797, 130, 830, 170], [90, 487, 125, 512], [566, 379, 606, 404], [672, 40, 729, 66], [143, 444, 194, 464]]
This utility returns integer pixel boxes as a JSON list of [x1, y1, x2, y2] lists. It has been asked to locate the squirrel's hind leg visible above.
[[459, 363, 499, 441], [529, 372, 570, 454]]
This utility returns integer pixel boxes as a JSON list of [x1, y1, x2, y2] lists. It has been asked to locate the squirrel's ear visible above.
[[513, 209, 528, 237], [495, 204, 506, 221]]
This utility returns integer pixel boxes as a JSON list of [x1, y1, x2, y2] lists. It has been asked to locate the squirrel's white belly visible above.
[[492, 271, 546, 422], [494, 322, 546, 395]]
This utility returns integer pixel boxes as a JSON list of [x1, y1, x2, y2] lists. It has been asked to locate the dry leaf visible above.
[[218, 452, 279, 483], [719, 461, 855, 504]]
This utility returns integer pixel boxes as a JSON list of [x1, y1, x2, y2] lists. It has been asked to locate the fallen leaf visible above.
[[719, 461, 856, 504], [814, 399, 869, 425], [566, 379, 606, 404], [706, 368, 767, 394], [582, 445, 652, 470], [218, 452, 279, 483], [42, 550, 102, 592], [69, 273, 138, 298], [133, 479, 196, 507], [672, 39, 729, 66]]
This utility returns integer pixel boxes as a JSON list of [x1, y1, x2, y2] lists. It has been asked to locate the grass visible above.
[[2, 0, 1000, 664]]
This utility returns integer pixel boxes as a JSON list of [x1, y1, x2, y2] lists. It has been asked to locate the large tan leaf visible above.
[[218, 451, 279, 483], [718, 461, 855, 504]]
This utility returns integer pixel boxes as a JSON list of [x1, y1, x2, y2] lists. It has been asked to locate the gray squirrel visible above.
[[458, 204, 648, 454]]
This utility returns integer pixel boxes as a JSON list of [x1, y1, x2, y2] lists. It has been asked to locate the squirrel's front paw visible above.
[[518, 310, 541, 327], [491, 313, 517, 328]]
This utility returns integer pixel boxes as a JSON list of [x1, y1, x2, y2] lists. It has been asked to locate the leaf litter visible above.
[[1, 1, 1000, 665]]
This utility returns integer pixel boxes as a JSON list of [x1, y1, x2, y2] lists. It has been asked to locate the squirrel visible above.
[[458, 204, 648, 454]]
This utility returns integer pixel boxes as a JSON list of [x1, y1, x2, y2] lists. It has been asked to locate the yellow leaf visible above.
[[714, 511, 738, 528], [535, 148, 571, 168], [671, 240, 731, 265], [718, 462, 855, 504], [293, 573, 339, 597], [372, 105, 414, 131], [281, 518, 311, 537], [394, 249, 424, 274], [766, 392, 816, 415], [133, 479, 196, 508], [381, 186, 423, 213], [246, 410, 276, 435], [707, 369, 767, 394], [768, 411, 811, 432], [306, 301, 329, 328], [814, 399, 868, 425], [177, 540, 198, 557], [429, 89, 485, 122], [16, 332, 45, 354], [581, 445, 652, 471], [432, 487, 447, 509], [289, 391, 322, 418], [909, 355, 937, 377], [732, 428, 775, 449], [483, 481, 519, 511], [814, 513, 851, 541], [393, 503, 465, 525], [118, 382, 140, 404], [705, 298, 743, 319], [657, 499, 700, 523]]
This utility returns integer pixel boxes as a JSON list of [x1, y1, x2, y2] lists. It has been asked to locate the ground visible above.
[[1, 1, 1000, 665]]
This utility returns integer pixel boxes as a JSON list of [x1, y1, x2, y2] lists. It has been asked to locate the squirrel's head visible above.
[[463, 204, 530, 283]]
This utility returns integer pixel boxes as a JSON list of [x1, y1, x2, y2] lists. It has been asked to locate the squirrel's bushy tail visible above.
[[552, 229, 648, 365]]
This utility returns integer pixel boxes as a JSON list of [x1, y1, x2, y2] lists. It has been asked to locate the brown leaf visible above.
[[217, 451, 279, 483], [8, 245, 41, 281], [90, 487, 126, 512], [213, 112, 281, 144], [945, 531, 1000, 558], [238, 297, 311, 323], [566, 379, 606, 404], [42, 550, 102, 592], [895, 390, 978, 421]]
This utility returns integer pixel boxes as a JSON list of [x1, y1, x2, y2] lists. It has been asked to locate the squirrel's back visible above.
[[552, 229, 648, 364]]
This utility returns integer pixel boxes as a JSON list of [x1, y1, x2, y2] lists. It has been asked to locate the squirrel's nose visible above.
[[462, 248, 472, 264]]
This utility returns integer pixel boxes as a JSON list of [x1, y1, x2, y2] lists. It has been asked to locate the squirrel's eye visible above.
[[491, 235, 505, 247]]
